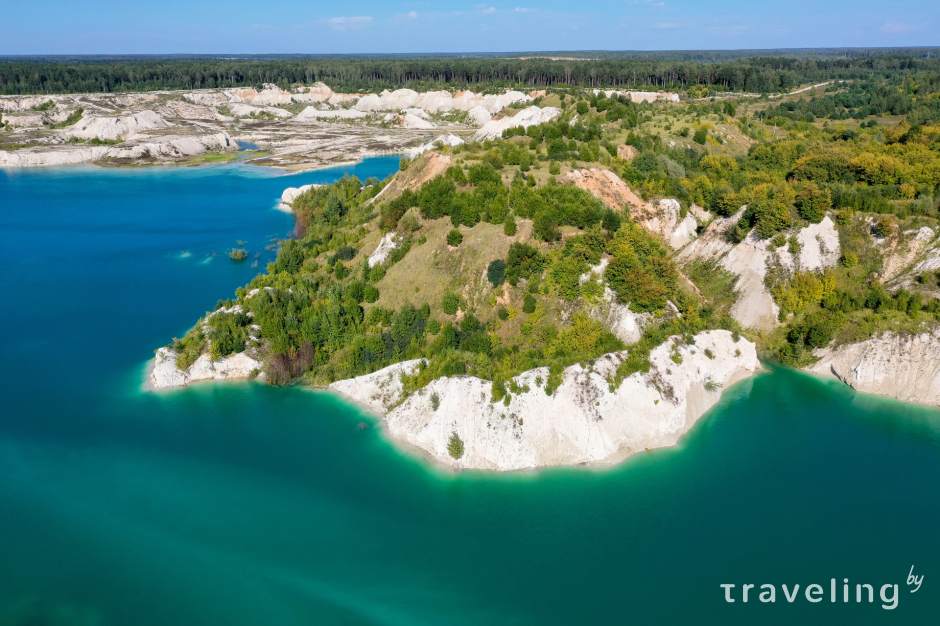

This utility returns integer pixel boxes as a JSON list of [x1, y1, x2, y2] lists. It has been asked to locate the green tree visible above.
[[442, 291, 460, 315], [447, 229, 464, 246], [447, 432, 465, 459], [693, 128, 708, 145], [487, 260, 507, 287]]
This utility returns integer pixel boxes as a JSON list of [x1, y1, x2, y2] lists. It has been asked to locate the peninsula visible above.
[[132, 67, 940, 470]]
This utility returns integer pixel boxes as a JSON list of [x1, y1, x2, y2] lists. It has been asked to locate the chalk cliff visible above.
[[805, 329, 940, 406], [329, 330, 759, 470]]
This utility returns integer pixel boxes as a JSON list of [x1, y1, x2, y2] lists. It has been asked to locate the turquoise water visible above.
[[1, 161, 939, 625]]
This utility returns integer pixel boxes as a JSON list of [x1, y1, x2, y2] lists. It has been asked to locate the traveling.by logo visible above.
[[721, 566, 924, 610]]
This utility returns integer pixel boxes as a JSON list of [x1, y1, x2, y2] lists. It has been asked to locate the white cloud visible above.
[[407, 10, 418, 18], [514, 7, 531, 12], [654, 22, 680, 29], [325, 16, 373, 31], [483, 7, 497, 13]]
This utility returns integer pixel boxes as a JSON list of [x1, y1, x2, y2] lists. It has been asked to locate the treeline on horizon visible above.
[[1, 54, 938, 96]]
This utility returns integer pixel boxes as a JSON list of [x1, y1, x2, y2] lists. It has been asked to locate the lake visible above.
[[1, 159, 938, 625]]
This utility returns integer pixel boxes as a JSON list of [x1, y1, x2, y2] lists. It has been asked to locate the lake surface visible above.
[[1, 160, 939, 625]]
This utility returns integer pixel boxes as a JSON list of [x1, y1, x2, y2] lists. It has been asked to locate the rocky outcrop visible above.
[[330, 330, 759, 470], [401, 112, 434, 129], [678, 211, 842, 332], [227, 84, 293, 106], [368, 232, 400, 267], [278, 183, 321, 211], [63, 110, 171, 141], [806, 329, 940, 406], [466, 105, 492, 126], [407, 133, 465, 157], [0, 132, 238, 167], [150, 347, 262, 389], [328, 359, 425, 413], [587, 287, 652, 345], [473, 106, 561, 141]]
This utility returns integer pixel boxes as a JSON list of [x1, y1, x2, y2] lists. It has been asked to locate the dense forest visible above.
[[1, 54, 938, 96]]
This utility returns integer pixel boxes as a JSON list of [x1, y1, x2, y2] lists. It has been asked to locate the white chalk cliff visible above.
[[151, 347, 262, 389], [805, 329, 940, 407], [329, 330, 759, 470]]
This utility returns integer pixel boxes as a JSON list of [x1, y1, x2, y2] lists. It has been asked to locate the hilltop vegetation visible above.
[[168, 67, 940, 392]]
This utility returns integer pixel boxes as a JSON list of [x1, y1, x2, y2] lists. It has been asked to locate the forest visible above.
[[1, 54, 938, 96]]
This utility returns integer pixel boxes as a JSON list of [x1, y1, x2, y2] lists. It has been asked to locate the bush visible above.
[[523, 293, 537, 314], [504, 215, 517, 236], [431, 393, 440, 411], [487, 259, 507, 287], [841, 252, 858, 268], [872, 215, 896, 238], [576, 101, 589, 115], [447, 432, 465, 459], [229, 248, 248, 260], [363, 285, 380, 303], [693, 128, 708, 145], [549, 161, 561, 175], [442, 291, 460, 315], [447, 229, 464, 246], [497, 307, 509, 320]]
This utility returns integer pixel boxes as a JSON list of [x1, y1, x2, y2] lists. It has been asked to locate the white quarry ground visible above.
[[806, 329, 940, 407], [328, 330, 760, 471]]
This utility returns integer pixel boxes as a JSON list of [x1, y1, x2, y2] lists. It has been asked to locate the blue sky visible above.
[[3, 0, 938, 54]]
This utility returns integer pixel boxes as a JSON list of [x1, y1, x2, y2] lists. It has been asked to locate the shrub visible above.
[[431, 393, 440, 411], [487, 259, 507, 287], [872, 215, 896, 238], [447, 432, 465, 459], [442, 291, 460, 315], [549, 161, 560, 175], [504, 215, 517, 236], [468, 163, 501, 185], [229, 248, 248, 260], [363, 285, 380, 303], [841, 252, 858, 268], [497, 307, 510, 320], [447, 229, 464, 246], [523, 293, 537, 314], [693, 128, 708, 144]]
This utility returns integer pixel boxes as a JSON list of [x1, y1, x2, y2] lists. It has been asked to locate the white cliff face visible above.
[[368, 232, 400, 267], [587, 287, 652, 345], [473, 106, 562, 141], [329, 330, 759, 471], [794, 216, 841, 271], [677, 210, 842, 332], [150, 347, 263, 389], [352, 89, 530, 116], [721, 231, 781, 332], [328, 360, 425, 414], [806, 329, 940, 406]]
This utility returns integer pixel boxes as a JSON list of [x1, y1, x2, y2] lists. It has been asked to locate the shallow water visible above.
[[1, 160, 939, 625]]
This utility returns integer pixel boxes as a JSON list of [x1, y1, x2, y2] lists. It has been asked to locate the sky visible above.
[[2, 0, 938, 55]]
